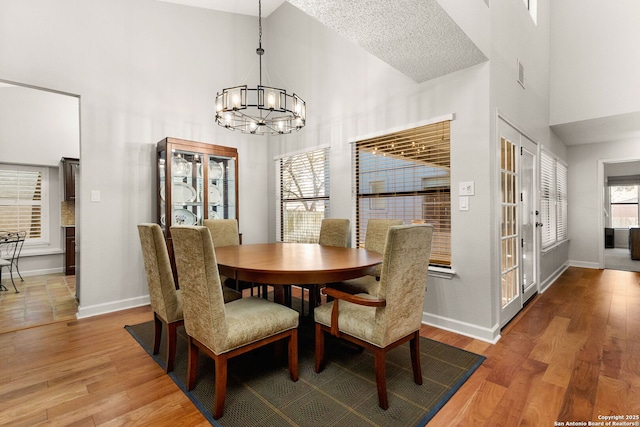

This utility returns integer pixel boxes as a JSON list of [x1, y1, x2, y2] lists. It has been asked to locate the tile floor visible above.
[[0, 273, 77, 334]]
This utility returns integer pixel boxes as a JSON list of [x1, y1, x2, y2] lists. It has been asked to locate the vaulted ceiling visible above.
[[157, 0, 487, 84]]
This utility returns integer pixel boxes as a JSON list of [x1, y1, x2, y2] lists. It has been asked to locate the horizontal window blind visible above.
[[279, 147, 330, 243], [541, 151, 568, 249], [540, 151, 556, 249], [0, 166, 46, 240], [354, 120, 451, 266], [556, 162, 568, 241]]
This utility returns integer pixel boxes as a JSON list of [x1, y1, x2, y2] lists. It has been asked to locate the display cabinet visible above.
[[156, 137, 238, 273]]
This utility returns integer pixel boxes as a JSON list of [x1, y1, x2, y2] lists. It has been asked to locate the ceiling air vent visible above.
[[517, 58, 525, 88]]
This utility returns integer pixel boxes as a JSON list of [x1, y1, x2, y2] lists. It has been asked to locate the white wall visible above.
[[550, 0, 640, 125], [0, 0, 269, 317], [490, 1, 570, 313], [0, 84, 79, 166], [265, 3, 499, 341]]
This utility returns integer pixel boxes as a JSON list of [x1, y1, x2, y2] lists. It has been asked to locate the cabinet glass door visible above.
[[208, 154, 236, 220], [167, 150, 203, 226]]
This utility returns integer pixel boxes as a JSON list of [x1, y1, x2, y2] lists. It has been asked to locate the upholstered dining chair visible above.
[[137, 223, 184, 373], [170, 225, 299, 419], [203, 218, 266, 298], [299, 218, 351, 314], [314, 224, 433, 410], [326, 218, 403, 296]]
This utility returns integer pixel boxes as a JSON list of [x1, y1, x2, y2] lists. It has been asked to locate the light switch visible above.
[[90, 190, 101, 202], [459, 196, 469, 211]]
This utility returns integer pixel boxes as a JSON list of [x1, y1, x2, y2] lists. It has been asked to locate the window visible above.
[[540, 152, 568, 249], [277, 147, 330, 243], [608, 176, 639, 228], [0, 164, 49, 245], [354, 119, 451, 266]]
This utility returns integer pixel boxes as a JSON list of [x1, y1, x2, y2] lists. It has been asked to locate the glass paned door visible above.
[[499, 119, 538, 327], [501, 135, 519, 313]]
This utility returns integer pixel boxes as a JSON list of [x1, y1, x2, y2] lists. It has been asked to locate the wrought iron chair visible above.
[[0, 231, 26, 293]]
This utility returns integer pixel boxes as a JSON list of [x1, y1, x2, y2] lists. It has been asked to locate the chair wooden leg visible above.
[[288, 329, 299, 381], [374, 348, 388, 410], [410, 331, 422, 385], [186, 337, 199, 391], [152, 313, 162, 356], [165, 321, 178, 373], [314, 323, 325, 373], [213, 355, 228, 419]]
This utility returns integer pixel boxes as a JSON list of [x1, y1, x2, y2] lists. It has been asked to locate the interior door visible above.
[[520, 137, 538, 302], [499, 118, 538, 327]]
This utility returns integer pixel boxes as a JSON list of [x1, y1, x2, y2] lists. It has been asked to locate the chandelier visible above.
[[215, 0, 306, 135]]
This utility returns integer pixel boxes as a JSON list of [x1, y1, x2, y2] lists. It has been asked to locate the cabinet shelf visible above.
[[157, 137, 239, 284]]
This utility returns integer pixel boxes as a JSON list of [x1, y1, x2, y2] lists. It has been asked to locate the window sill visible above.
[[428, 265, 456, 279], [20, 247, 65, 257], [541, 239, 569, 255]]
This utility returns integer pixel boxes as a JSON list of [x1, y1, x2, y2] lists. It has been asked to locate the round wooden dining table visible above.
[[214, 242, 383, 305]]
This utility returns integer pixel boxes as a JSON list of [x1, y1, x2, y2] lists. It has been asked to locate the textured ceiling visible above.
[[158, 0, 486, 83], [287, 0, 487, 83]]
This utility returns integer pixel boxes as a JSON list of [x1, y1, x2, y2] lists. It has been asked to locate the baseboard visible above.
[[77, 295, 150, 319], [422, 312, 501, 344], [19, 267, 64, 277], [569, 260, 600, 269], [539, 262, 570, 293]]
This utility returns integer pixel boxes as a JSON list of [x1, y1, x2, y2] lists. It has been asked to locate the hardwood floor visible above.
[[0, 267, 637, 426]]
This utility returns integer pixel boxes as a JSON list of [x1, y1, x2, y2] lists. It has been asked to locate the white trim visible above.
[[17, 267, 64, 277], [539, 261, 569, 293], [273, 143, 330, 161], [422, 312, 501, 344], [428, 265, 456, 279], [541, 238, 569, 255], [347, 113, 455, 144], [569, 260, 600, 270], [77, 295, 150, 319]]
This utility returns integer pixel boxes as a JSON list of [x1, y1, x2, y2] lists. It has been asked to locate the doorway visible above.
[[499, 117, 539, 327], [599, 159, 640, 272]]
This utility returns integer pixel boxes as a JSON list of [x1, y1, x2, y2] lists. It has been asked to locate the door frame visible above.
[[496, 112, 540, 327], [597, 156, 640, 268]]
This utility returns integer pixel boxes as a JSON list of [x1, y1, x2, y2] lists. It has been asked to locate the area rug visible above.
[[126, 312, 485, 427]]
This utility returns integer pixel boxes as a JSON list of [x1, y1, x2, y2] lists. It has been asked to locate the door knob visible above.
[[535, 222, 543, 228]]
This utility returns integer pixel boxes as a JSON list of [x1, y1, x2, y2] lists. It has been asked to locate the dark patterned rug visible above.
[[126, 305, 484, 426]]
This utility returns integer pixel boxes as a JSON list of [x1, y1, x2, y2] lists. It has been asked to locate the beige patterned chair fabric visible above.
[[137, 223, 183, 372], [327, 218, 403, 296], [319, 218, 350, 247], [138, 224, 183, 324], [202, 219, 242, 302], [170, 225, 299, 419], [203, 218, 240, 247], [314, 224, 434, 409]]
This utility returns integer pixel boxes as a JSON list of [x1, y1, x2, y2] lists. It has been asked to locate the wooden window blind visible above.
[[0, 165, 47, 242], [354, 120, 451, 266], [278, 147, 330, 243]]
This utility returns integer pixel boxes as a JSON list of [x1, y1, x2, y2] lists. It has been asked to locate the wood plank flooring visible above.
[[0, 267, 637, 426]]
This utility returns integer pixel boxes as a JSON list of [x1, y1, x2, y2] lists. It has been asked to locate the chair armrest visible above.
[[321, 287, 386, 307], [321, 287, 386, 336]]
